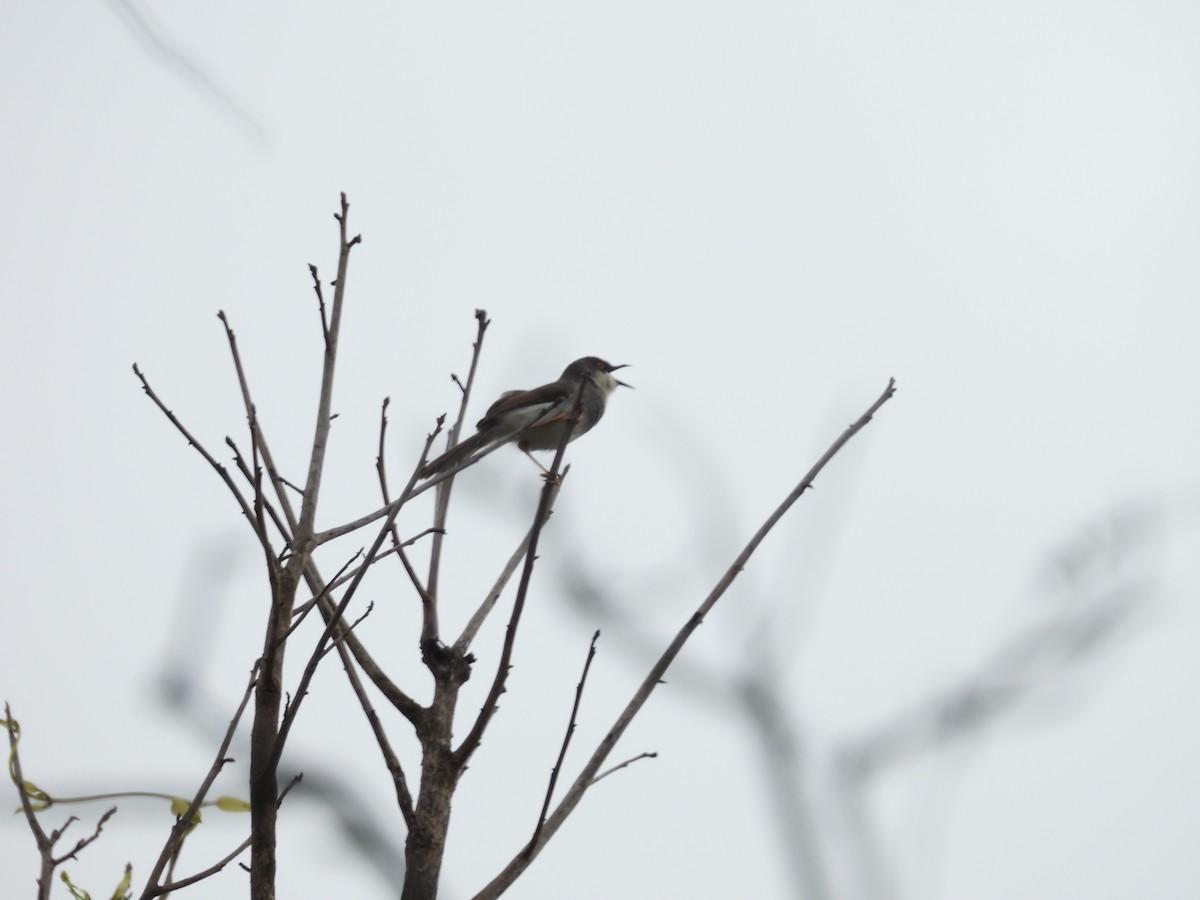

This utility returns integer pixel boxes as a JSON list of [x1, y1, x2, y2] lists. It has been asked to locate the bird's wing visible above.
[[477, 382, 571, 429]]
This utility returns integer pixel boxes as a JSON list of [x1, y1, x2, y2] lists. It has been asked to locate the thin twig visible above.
[[139, 663, 260, 899], [227, 437, 291, 550], [319, 602, 373, 658], [299, 556, 425, 724], [52, 807, 117, 866], [156, 836, 252, 894], [531, 631, 601, 850], [310, 264, 329, 347], [279, 476, 304, 497], [309, 448, 479, 545], [375, 396, 436, 620], [218, 311, 282, 578], [283, 551, 362, 641], [590, 752, 659, 786], [426, 310, 491, 618], [132, 364, 273, 562]]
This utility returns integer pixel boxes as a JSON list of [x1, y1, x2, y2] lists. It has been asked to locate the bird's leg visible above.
[[518, 442, 558, 482]]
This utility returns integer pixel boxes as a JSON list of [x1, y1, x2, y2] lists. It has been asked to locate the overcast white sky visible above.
[[3, 2, 1199, 899]]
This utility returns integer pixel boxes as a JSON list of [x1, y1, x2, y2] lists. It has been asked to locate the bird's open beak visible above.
[[610, 364, 633, 389]]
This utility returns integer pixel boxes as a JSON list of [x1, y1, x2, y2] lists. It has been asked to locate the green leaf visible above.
[[110, 863, 133, 900], [60, 870, 92, 900]]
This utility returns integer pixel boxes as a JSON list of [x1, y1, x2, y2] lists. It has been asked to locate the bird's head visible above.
[[564, 357, 633, 395]]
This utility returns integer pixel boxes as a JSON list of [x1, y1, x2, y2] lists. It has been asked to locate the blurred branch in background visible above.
[[548, 421, 1170, 900], [105, 0, 268, 145]]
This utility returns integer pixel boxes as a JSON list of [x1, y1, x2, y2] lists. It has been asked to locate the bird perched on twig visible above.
[[419, 357, 631, 479]]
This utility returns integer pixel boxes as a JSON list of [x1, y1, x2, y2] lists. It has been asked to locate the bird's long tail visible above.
[[419, 430, 494, 478]]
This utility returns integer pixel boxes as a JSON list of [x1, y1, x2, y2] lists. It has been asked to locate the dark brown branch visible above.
[[51, 806, 117, 866], [279, 476, 304, 497], [454, 380, 587, 767], [140, 663, 259, 899], [469, 377, 897, 900], [531, 630, 600, 850], [221, 353, 426, 725], [310, 264, 329, 347], [319, 602, 373, 658], [283, 551, 362, 642], [157, 835, 252, 893], [296, 505, 429, 819], [228, 437, 292, 551], [356, 688, 417, 830]]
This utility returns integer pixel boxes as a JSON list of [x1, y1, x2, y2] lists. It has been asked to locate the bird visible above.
[[419, 357, 631, 479]]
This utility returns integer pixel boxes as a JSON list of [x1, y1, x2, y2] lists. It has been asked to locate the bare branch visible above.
[[455, 378, 588, 766], [132, 364, 273, 562], [272, 585, 363, 773], [139, 662, 259, 899], [284, 551, 362, 641], [291, 560, 421, 822], [469, 377, 897, 899], [300, 558, 425, 724], [353, 688, 417, 830], [590, 752, 658, 786], [310, 264, 329, 346], [426, 310, 491, 612], [52, 806, 118, 866], [531, 631, 601, 850], [156, 835, 252, 894], [453, 526, 537, 652], [375, 395, 436, 634]]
